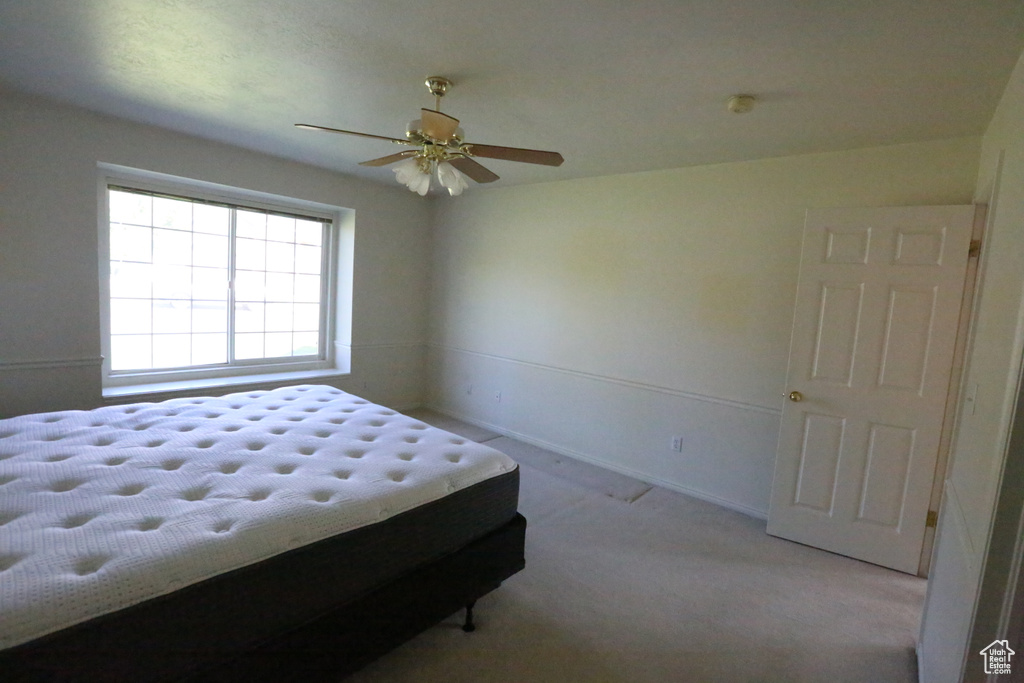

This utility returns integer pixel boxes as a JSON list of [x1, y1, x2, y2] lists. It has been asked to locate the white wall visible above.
[[919, 49, 1024, 683], [428, 138, 980, 516], [0, 91, 433, 416]]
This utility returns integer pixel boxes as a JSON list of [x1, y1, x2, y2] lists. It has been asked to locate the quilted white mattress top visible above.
[[0, 385, 517, 650]]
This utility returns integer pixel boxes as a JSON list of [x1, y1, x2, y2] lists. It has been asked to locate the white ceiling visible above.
[[2, 1, 1023, 190]]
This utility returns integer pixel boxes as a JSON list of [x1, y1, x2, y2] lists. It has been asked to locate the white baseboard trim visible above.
[[429, 403, 768, 520], [916, 642, 925, 683]]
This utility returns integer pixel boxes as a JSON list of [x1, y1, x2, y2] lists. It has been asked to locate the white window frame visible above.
[[98, 163, 353, 397]]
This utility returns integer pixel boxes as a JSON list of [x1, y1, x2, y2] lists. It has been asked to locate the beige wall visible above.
[[0, 92, 433, 416], [429, 137, 979, 515], [3, 51, 1020, 681], [2, 64, 1018, 681]]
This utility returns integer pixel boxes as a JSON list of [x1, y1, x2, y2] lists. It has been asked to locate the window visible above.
[[100, 166, 352, 393]]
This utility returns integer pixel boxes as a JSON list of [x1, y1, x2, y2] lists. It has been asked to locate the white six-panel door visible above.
[[767, 206, 974, 574]]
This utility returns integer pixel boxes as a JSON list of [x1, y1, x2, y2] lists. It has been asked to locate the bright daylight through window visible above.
[[105, 186, 332, 382]]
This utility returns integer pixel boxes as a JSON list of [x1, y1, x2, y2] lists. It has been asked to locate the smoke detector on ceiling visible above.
[[727, 95, 757, 114]]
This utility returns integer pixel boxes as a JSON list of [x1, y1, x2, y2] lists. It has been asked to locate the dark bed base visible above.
[[3, 512, 527, 682], [199, 512, 527, 682]]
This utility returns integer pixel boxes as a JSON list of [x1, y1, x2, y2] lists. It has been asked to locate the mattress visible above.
[[0, 384, 518, 652]]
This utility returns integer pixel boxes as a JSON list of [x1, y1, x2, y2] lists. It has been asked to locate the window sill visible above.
[[102, 368, 350, 403]]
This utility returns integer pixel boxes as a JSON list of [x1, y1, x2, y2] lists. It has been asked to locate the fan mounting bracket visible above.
[[425, 76, 453, 111], [425, 76, 452, 98]]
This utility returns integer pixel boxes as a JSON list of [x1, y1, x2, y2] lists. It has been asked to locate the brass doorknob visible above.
[[788, 391, 803, 402]]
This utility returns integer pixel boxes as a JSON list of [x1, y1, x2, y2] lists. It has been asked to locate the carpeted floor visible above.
[[347, 410, 925, 683]]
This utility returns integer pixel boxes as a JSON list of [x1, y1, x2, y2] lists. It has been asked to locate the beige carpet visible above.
[[348, 411, 925, 683]]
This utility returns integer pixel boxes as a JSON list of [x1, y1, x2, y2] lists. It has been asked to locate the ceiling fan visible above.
[[296, 76, 564, 196]]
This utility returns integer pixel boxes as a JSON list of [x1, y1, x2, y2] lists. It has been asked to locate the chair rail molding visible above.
[[430, 343, 781, 416], [0, 357, 104, 371]]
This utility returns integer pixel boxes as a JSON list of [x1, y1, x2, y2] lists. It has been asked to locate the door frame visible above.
[[918, 203, 988, 576]]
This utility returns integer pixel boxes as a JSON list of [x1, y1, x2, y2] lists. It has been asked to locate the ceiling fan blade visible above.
[[359, 151, 418, 167], [420, 109, 460, 142], [447, 156, 500, 183], [462, 143, 564, 167], [295, 123, 414, 146]]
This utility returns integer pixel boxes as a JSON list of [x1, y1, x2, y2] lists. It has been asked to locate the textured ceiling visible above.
[[2, 0, 1023, 190]]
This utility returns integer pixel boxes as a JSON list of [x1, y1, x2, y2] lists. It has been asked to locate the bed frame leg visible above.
[[462, 601, 477, 633]]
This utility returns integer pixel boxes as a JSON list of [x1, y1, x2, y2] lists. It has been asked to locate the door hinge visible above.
[[926, 510, 938, 528], [969, 240, 982, 258]]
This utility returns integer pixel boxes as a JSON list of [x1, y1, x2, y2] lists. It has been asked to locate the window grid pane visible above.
[[229, 211, 323, 361], [108, 188, 327, 373]]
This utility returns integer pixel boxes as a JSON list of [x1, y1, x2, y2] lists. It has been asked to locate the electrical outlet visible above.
[[495, 391, 502, 403], [671, 436, 683, 452], [466, 384, 473, 395]]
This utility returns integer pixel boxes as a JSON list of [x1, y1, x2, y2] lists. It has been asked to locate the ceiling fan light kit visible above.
[[296, 76, 564, 196], [436, 159, 469, 195], [392, 156, 469, 196]]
